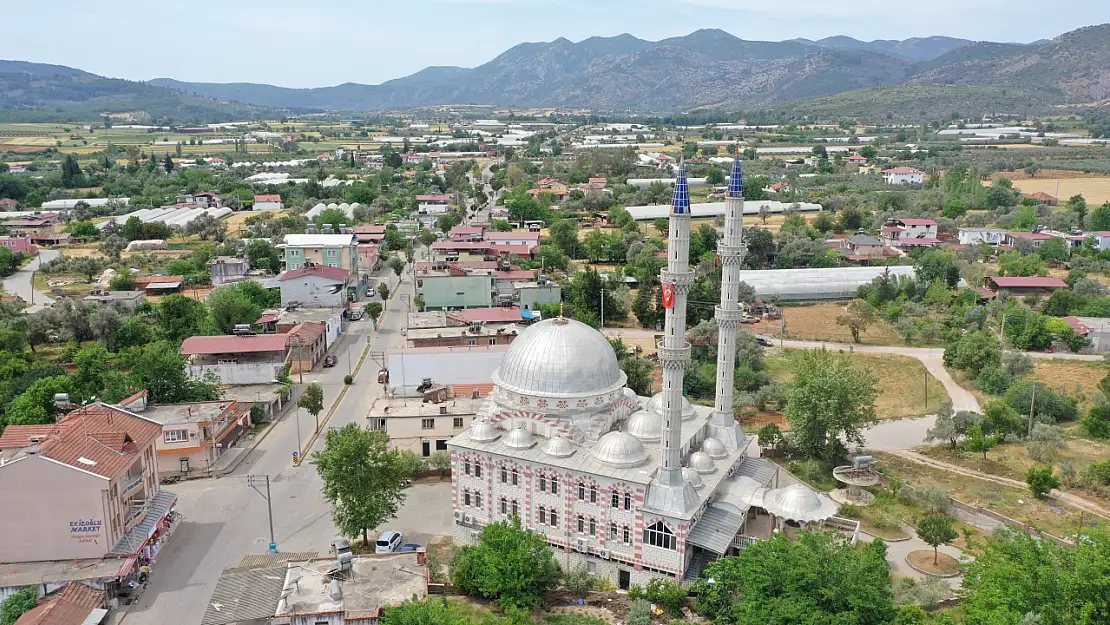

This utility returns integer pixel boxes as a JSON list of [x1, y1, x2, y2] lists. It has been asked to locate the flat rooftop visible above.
[[406, 324, 521, 341], [370, 396, 483, 418], [275, 308, 344, 324], [408, 310, 448, 328], [218, 383, 288, 403], [141, 401, 237, 425], [276, 553, 426, 620], [0, 557, 132, 587]]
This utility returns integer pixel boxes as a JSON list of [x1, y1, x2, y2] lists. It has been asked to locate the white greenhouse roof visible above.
[[737, 266, 916, 301], [625, 201, 822, 221]]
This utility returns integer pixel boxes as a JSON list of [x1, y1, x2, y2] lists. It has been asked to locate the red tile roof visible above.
[[484, 231, 542, 242], [1006, 231, 1055, 240], [15, 583, 105, 625], [134, 274, 184, 288], [898, 238, 941, 246], [352, 225, 387, 234], [416, 194, 451, 202], [180, 334, 290, 355], [880, 226, 904, 233], [459, 307, 524, 323], [256, 313, 279, 324], [289, 322, 325, 345], [883, 167, 923, 174], [0, 424, 59, 449], [432, 241, 493, 250], [253, 194, 281, 202], [23, 404, 162, 480], [1030, 192, 1057, 201], [896, 218, 937, 226], [496, 270, 537, 280], [452, 383, 495, 398], [988, 276, 1068, 289], [491, 244, 535, 256], [279, 265, 350, 282]]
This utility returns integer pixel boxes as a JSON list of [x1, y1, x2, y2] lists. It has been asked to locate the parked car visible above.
[[375, 530, 404, 554], [398, 543, 421, 552], [756, 337, 774, 347], [367, 287, 377, 297], [323, 355, 338, 368]]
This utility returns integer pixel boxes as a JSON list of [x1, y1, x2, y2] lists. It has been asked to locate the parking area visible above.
[[370, 480, 454, 549]]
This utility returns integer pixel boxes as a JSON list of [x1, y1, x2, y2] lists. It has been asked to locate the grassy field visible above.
[[1031, 359, 1110, 410], [765, 349, 949, 421], [875, 451, 1097, 540], [1009, 176, 1110, 204], [919, 430, 1110, 510], [751, 302, 903, 345]]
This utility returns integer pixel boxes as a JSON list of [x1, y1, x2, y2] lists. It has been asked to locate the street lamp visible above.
[[247, 475, 277, 553]]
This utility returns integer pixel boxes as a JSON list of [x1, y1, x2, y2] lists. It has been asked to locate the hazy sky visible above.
[[2, 0, 1108, 88]]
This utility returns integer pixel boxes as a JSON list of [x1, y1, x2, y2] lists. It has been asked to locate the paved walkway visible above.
[[1, 248, 58, 311], [858, 527, 965, 586]]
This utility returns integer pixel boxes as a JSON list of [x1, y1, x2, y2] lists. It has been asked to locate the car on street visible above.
[[756, 337, 774, 347], [323, 355, 338, 367], [367, 287, 376, 297], [398, 543, 421, 552]]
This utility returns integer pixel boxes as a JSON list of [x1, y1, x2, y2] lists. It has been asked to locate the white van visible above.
[[375, 530, 403, 554]]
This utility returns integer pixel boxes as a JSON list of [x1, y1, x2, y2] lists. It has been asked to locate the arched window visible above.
[[464, 490, 471, 507], [500, 466, 507, 483], [538, 506, 547, 524], [500, 497, 507, 514], [622, 526, 630, 544], [538, 474, 547, 492], [474, 462, 482, 478], [551, 510, 559, 527], [464, 459, 471, 475], [511, 500, 519, 517], [511, 468, 519, 486], [644, 521, 676, 550], [589, 518, 596, 536], [589, 485, 597, 503], [577, 483, 585, 500], [624, 493, 632, 510], [577, 515, 585, 533], [474, 493, 482, 509], [611, 492, 619, 509], [610, 523, 618, 540], [551, 478, 559, 495]]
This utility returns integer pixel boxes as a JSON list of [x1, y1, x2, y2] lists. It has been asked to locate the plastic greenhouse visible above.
[[736, 266, 916, 301]]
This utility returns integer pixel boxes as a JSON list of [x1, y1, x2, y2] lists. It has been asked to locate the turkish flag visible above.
[[662, 283, 675, 309]]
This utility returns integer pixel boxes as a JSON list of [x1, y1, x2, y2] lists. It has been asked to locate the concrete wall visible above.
[[518, 286, 561, 310], [280, 275, 348, 308], [189, 362, 285, 385], [375, 416, 473, 456], [0, 455, 112, 562], [210, 262, 250, 285], [421, 275, 492, 310]]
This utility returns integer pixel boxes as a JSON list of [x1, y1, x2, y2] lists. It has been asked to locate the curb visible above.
[[904, 552, 961, 578]]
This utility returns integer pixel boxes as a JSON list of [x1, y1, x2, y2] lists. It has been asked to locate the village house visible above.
[[369, 397, 479, 457], [180, 334, 290, 385], [0, 198, 19, 210], [280, 233, 359, 275], [252, 194, 283, 211], [417, 267, 495, 310], [1005, 231, 1057, 248], [958, 227, 1007, 246], [986, 276, 1068, 296], [134, 399, 252, 476], [182, 192, 221, 208], [352, 225, 387, 244], [29, 232, 72, 247], [882, 167, 925, 186], [0, 217, 59, 236], [484, 231, 542, 247], [358, 244, 380, 274], [0, 236, 37, 255], [279, 265, 351, 308], [208, 257, 251, 285], [83, 290, 145, 310], [0, 402, 170, 563], [882, 218, 939, 248], [1026, 192, 1058, 206]]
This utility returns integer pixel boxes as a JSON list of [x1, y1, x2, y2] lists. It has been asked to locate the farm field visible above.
[[1031, 358, 1110, 410], [750, 302, 904, 345], [1008, 176, 1110, 204]]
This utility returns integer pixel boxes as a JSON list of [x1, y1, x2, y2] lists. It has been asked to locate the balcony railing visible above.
[[120, 472, 144, 495], [124, 502, 148, 527], [731, 535, 760, 550]]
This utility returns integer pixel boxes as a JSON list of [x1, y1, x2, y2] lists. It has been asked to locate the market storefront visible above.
[[106, 490, 179, 602]]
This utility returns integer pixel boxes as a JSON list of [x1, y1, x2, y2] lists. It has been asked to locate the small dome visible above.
[[504, 427, 536, 449], [703, 437, 727, 459], [689, 451, 716, 474], [762, 484, 839, 524], [625, 410, 663, 441], [593, 431, 649, 468], [543, 435, 575, 458], [622, 387, 642, 407], [468, 420, 500, 443], [682, 467, 704, 488], [645, 392, 697, 420]]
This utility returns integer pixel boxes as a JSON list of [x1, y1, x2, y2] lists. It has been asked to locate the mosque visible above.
[[447, 153, 839, 587]]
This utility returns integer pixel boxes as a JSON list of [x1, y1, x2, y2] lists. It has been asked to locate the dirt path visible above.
[[891, 450, 1110, 521]]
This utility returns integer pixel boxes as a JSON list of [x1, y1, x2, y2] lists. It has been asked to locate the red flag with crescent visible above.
[[662, 283, 675, 309]]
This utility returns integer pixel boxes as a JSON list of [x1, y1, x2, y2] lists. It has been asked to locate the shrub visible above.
[[249, 403, 265, 425], [914, 485, 951, 514], [344, 374, 354, 385], [1004, 381, 1078, 424], [1026, 465, 1060, 499], [892, 576, 953, 610], [643, 579, 687, 617], [562, 566, 594, 597], [1082, 405, 1110, 439], [974, 367, 1013, 395], [627, 600, 652, 625], [1087, 461, 1110, 486]]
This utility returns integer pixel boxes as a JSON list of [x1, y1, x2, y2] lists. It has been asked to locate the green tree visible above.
[[548, 219, 580, 257], [914, 250, 960, 287], [654, 218, 669, 235], [1038, 236, 1068, 261], [388, 256, 405, 277], [245, 239, 281, 274], [1089, 202, 1110, 231], [3, 375, 70, 426], [610, 339, 654, 396], [706, 166, 726, 185], [451, 517, 560, 609], [943, 330, 1002, 377], [157, 294, 208, 342], [925, 401, 983, 449], [418, 229, 437, 247], [108, 271, 135, 291], [364, 302, 383, 323], [381, 598, 475, 625], [298, 382, 325, 431], [1026, 465, 1060, 499], [60, 154, 84, 188], [207, 285, 262, 334], [962, 527, 1110, 625], [98, 235, 127, 261], [131, 340, 219, 403], [0, 587, 38, 625], [1082, 405, 1110, 439], [695, 531, 895, 625], [917, 515, 958, 565], [70, 256, 104, 282], [962, 425, 997, 459], [835, 299, 877, 343], [378, 283, 390, 301], [67, 221, 99, 238], [786, 349, 879, 462], [313, 424, 409, 546]]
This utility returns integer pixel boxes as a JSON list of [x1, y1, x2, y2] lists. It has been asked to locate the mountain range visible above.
[[2, 25, 1109, 122]]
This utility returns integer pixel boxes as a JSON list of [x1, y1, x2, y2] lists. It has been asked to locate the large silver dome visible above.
[[491, 317, 626, 399], [645, 392, 697, 420], [593, 431, 649, 468]]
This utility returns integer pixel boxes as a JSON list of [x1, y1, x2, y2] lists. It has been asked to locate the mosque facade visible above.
[[447, 153, 831, 587]]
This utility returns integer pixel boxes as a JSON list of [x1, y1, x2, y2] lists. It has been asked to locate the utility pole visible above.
[[1028, 384, 1037, 436], [600, 289, 606, 329], [924, 370, 928, 410], [247, 475, 277, 553]]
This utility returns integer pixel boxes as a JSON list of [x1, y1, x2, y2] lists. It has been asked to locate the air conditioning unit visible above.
[[453, 511, 463, 521], [575, 539, 587, 553], [463, 514, 473, 524], [471, 530, 481, 540], [598, 549, 609, 560]]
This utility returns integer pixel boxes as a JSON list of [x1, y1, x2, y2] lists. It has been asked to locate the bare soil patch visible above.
[[907, 549, 960, 576]]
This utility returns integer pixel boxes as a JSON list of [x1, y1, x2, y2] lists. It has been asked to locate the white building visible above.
[[252, 194, 284, 210], [957, 227, 1007, 246], [449, 157, 840, 589], [278, 266, 351, 308], [881, 218, 939, 248], [881, 167, 924, 186]]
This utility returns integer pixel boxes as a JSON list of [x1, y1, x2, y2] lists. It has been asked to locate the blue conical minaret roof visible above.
[[727, 147, 744, 199], [671, 159, 690, 215]]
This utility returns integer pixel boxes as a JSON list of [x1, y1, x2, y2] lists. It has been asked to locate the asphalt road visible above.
[[2, 248, 58, 311], [127, 250, 450, 625]]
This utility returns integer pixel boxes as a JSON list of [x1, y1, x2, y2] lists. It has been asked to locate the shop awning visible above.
[[110, 490, 177, 555]]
